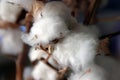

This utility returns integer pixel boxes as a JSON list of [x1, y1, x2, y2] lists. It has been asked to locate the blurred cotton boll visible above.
[[1, 29, 23, 55], [0, 0, 22, 23], [23, 67, 32, 80]]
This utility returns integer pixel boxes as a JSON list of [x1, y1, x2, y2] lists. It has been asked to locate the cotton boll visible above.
[[0, 0, 22, 23], [32, 61, 59, 80], [22, 1, 78, 46], [23, 16, 69, 46], [1, 29, 23, 55], [36, 1, 78, 29], [53, 32, 98, 72], [95, 55, 120, 80], [68, 64, 109, 80], [29, 46, 59, 69]]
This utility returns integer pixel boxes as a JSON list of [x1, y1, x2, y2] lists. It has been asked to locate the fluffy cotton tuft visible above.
[[52, 31, 98, 72], [32, 61, 59, 80], [42, 1, 71, 18], [34, 1, 78, 29], [22, 16, 69, 46], [22, 1, 79, 46], [0, 0, 22, 22]]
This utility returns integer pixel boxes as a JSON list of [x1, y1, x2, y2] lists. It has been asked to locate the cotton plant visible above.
[[22, 1, 115, 80]]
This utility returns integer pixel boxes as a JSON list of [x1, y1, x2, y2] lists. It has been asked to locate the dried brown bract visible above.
[[32, 0, 45, 18]]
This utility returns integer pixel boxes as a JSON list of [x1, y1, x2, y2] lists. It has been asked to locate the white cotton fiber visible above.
[[22, 16, 69, 46], [22, 1, 80, 46], [42, 1, 71, 19], [32, 61, 59, 80], [34, 1, 78, 29], [52, 31, 98, 72]]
